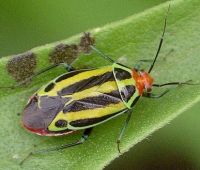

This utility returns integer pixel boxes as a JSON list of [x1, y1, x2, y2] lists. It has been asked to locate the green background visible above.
[[0, 0, 166, 57], [1, 0, 200, 169]]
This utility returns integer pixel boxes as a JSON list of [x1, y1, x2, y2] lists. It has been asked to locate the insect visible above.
[[3, 5, 196, 164]]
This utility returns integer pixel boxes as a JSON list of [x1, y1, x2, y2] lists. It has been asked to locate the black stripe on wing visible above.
[[114, 68, 132, 80], [63, 90, 122, 113], [69, 109, 128, 127], [55, 69, 89, 83], [120, 85, 136, 102], [44, 82, 55, 92], [58, 71, 115, 96], [44, 70, 89, 93]]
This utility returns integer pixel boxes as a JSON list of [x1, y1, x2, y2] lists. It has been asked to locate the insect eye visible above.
[[55, 120, 68, 128]]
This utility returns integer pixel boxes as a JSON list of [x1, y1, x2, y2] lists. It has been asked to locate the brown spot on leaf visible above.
[[79, 32, 95, 53], [49, 44, 79, 64], [6, 52, 37, 82]]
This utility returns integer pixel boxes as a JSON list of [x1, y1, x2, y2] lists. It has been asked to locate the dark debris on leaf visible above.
[[79, 32, 95, 53], [6, 52, 37, 82], [49, 32, 95, 65], [49, 44, 79, 64]]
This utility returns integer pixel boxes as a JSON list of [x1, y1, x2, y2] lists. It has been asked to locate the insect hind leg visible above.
[[20, 128, 93, 166]]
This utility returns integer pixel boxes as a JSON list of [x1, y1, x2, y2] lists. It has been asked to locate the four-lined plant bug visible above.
[[1, 4, 198, 165]]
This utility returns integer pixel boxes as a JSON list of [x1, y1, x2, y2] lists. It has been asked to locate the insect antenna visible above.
[[153, 80, 200, 87], [148, 4, 171, 73]]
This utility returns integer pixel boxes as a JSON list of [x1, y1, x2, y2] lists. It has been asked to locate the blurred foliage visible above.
[[0, 0, 166, 57]]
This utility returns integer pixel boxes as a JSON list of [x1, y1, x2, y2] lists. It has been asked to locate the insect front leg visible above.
[[143, 89, 169, 99], [117, 110, 132, 153], [20, 128, 93, 165]]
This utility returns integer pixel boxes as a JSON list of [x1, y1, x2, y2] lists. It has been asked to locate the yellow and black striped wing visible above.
[[37, 66, 127, 131]]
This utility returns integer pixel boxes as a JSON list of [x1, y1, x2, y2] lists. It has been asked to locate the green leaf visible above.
[[1, 0, 200, 169]]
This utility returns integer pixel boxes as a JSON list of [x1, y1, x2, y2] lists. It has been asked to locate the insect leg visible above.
[[117, 110, 132, 153], [1, 63, 74, 89], [20, 128, 93, 166], [143, 89, 170, 99], [35, 128, 93, 153], [90, 45, 115, 63]]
